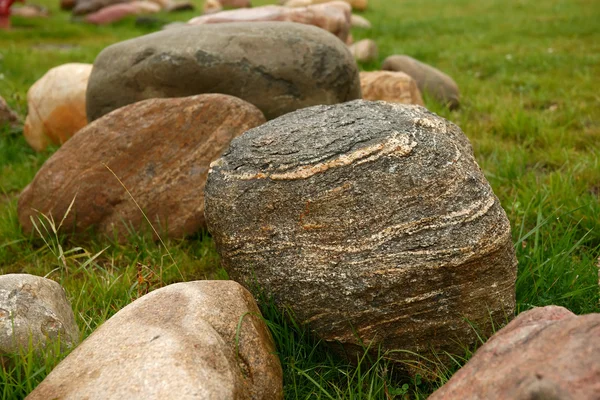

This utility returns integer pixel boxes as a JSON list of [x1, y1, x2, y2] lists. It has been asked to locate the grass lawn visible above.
[[1, 0, 599, 398]]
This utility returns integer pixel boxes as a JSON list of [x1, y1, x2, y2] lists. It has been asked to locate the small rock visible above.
[[145, 0, 172, 9], [348, 38, 378, 62], [203, 0, 222, 14], [0, 95, 20, 128], [360, 71, 424, 105], [60, 0, 77, 10], [73, 0, 128, 16], [11, 4, 49, 17], [18, 94, 266, 240], [350, 13, 370, 28], [165, 1, 194, 12], [86, 22, 361, 121], [382, 55, 460, 109], [84, 1, 160, 24], [430, 306, 600, 400], [24, 63, 92, 152], [27, 281, 283, 400], [283, 0, 367, 11], [204, 100, 517, 368], [220, 0, 251, 8], [0, 274, 79, 354], [189, 2, 352, 43]]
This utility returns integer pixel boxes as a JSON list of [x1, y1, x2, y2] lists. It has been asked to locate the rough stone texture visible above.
[[205, 100, 517, 367], [360, 71, 424, 106], [0, 95, 19, 128], [24, 63, 91, 151], [188, 2, 352, 43], [283, 0, 367, 11], [383, 55, 460, 109], [86, 22, 360, 122], [349, 39, 378, 63], [350, 13, 370, 28], [0, 274, 79, 354], [84, 1, 160, 24], [430, 306, 600, 400], [18, 94, 265, 240], [27, 281, 283, 400], [73, 0, 129, 15]]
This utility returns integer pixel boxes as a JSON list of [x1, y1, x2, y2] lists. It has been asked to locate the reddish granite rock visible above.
[[430, 306, 600, 400]]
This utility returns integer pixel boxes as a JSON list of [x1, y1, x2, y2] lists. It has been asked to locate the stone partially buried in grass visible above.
[[430, 306, 600, 399], [27, 281, 283, 400], [24, 63, 92, 152], [0, 274, 79, 355], [86, 22, 361, 121], [205, 100, 517, 369], [360, 71, 424, 105], [18, 94, 265, 240]]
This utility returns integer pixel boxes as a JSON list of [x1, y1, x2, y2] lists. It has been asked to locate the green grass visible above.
[[1, 0, 600, 398]]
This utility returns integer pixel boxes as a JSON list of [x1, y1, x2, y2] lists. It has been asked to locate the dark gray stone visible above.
[[204, 100, 517, 368], [86, 22, 361, 121]]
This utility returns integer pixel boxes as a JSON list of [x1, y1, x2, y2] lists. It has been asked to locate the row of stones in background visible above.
[[3, 274, 598, 399]]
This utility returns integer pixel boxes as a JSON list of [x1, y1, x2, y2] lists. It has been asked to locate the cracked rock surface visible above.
[[86, 22, 361, 121], [205, 100, 517, 367]]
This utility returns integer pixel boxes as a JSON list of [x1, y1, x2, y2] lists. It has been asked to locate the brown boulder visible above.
[[220, 0, 251, 8], [430, 306, 600, 400], [360, 71, 424, 105], [18, 94, 265, 240], [348, 39, 378, 63], [60, 0, 77, 10], [383, 55, 460, 109], [205, 100, 517, 368], [0, 95, 19, 128], [189, 2, 352, 43], [24, 63, 92, 152], [27, 281, 283, 400]]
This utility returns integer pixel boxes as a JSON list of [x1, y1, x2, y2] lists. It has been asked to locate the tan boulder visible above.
[[18, 94, 265, 240], [360, 71, 424, 105], [24, 63, 92, 152], [26, 281, 283, 400], [0, 95, 20, 128], [348, 38, 378, 62], [189, 2, 352, 43], [430, 306, 600, 400], [0, 274, 80, 355], [382, 55, 460, 109]]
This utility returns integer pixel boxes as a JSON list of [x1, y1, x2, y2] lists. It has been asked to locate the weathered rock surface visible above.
[[383, 55, 460, 109], [27, 281, 283, 400], [283, 0, 367, 11], [205, 100, 517, 367], [86, 22, 360, 121], [0, 95, 19, 128], [84, 1, 160, 24], [24, 63, 91, 151], [0, 274, 79, 354], [73, 0, 128, 15], [348, 39, 378, 63], [430, 306, 600, 400], [360, 71, 424, 105], [189, 2, 352, 43], [18, 94, 265, 240]]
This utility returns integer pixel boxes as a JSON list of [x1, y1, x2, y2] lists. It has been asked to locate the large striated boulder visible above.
[[18, 94, 265, 240], [188, 2, 352, 43], [205, 100, 517, 367], [360, 71, 424, 105], [383, 55, 460, 109], [86, 22, 360, 122], [430, 306, 600, 400], [27, 281, 283, 400], [0, 95, 20, 128], [0, 274, 79, 354], [24, 63, 92, 152]]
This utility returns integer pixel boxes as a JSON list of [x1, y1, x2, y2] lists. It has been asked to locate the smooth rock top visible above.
[[86, 22, 361, 121], [0, 274, 79, 354], [430, 306, 600, 400], [205, 100, 517, 367], [27, 281, 283, 400], [18, 94, 265, 240]]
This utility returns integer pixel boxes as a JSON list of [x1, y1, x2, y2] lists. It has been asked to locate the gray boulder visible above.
[[86, 22, 361, 121], [205, 100, 517, 367], [382, 55, 460, 109], [0, 274, 79, 354], [27, 281, 283, 400]]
